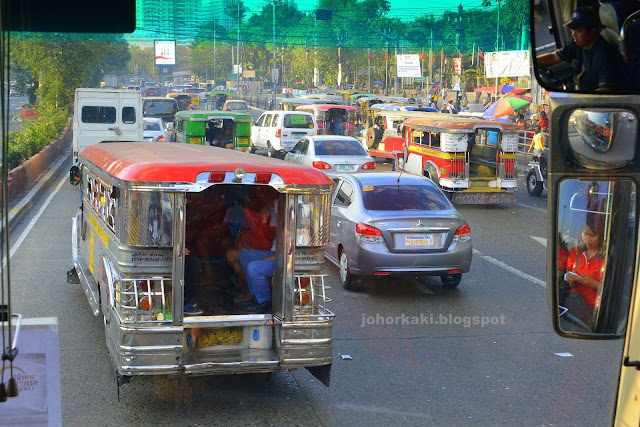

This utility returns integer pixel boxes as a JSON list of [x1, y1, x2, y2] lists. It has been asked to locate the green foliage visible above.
[[7, 102, 69, 170]]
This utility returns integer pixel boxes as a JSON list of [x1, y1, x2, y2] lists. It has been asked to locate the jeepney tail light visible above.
[[312, 161, 332, 170], [453, 223, 471, 243], [208, 172, 226, 182], [275, 129, 281, 138], [362, 161, 376, 170], [356, 222, 384, 243], [255, 172, 272, 183]]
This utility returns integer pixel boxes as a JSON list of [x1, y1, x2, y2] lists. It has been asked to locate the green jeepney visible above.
[[174, 110, 252, 152]]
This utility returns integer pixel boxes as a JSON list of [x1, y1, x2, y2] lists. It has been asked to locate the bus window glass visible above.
[[555, 179, 635, 337]]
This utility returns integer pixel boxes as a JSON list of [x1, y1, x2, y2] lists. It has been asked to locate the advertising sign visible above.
[[397, 54, 421, 78], [243, 70, 256, 79], [484, 50, 530, 78], [154, 40, 176, 65], [2, 318, 61, 426]]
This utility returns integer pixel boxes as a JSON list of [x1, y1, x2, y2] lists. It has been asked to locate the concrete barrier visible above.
[[4, 122, 71, 204]]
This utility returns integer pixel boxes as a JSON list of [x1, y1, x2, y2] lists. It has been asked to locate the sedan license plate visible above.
[[404, 234, 435, 247], [336, 164, 357, 172]]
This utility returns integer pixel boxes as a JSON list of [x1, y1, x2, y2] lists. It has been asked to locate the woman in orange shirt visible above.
[[565, 222, 605, 309]]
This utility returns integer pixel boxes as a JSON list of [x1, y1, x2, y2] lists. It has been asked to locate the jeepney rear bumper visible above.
[[104, 315, 333, 377], [451, 191, 516, 204]]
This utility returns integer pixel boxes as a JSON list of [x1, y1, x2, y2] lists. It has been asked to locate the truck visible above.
[[103, 74, 118, 88], [72, 88, 143, 162]]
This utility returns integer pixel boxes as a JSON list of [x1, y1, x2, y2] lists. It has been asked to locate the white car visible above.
[[143, 117, 166, 142], [223, 100, 250, 114], [251, 111, 319, 158]]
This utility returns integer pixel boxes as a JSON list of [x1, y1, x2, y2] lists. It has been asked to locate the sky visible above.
[[250, 0, 494, 21]]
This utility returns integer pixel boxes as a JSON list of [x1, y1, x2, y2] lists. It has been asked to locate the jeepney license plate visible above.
[[404, 234, 434, 247], [336, 164, 357, 172], [190, 327, 243, 348]]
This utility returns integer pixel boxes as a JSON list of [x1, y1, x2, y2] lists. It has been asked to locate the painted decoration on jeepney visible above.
[[440, 133, 468, 152], [124, 191, 173, 247], [501, 133, 519, 152], [296, 194, 330, 247], [85, 173, 117, 234]]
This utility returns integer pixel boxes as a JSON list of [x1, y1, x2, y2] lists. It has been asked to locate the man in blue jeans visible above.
[[237, 249, 275, 312]]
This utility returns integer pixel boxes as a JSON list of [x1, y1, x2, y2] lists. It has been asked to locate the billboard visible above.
[[397, 54, 421, 78], [484, 50, 530, 79], [154, 40, 176, 65]]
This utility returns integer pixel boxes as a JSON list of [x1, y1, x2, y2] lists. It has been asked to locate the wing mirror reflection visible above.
[[567, 108, 636, 169], [552, 179, 635, 337], [69, 165, 81, 185]]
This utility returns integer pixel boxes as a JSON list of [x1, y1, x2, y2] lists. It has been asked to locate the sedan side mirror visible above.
[[69, 165, 81, 185]]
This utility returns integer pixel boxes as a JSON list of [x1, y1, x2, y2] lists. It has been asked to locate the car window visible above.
[[81, 106, 116, 124], [143, 99, 177, 116], [144, 120, 162, 131], [271, 114, 279, 127], [334, 181, 354, 207], [362, 184, 450, 211], [255, 114, 265, 127], [284, 113, 314, 129], [314, 139, 367, 156], [292, 138, 308, 154], [226, 101, 247, 109], [122, 107, 137, 124]]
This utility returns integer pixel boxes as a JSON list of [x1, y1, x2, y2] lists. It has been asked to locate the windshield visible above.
[[226, 101, 247, 109], [362, 185, 451, 210], [144, 120, 162, 131], [314, 139, 367, 156], [143, 100, 178, 116]]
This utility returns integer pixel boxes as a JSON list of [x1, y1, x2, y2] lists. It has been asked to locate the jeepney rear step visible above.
[[182, 348, 281, 374]]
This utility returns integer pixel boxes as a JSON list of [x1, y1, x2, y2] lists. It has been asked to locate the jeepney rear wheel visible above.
[[339, 250, 362, 291], [526, 169, 544, 197], [267, 142, 277, 158], [440, 273, 462, 288]]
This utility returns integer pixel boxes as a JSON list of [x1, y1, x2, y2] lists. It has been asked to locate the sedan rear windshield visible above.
[[315, 139, 367, 156], [283, 114, 314, 128], [226, 101, 247, 109], [144, 121, 162, 131], [362, 185, 451, 211]]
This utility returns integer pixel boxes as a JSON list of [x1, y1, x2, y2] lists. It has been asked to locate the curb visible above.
[[8, 149, 71, 232]]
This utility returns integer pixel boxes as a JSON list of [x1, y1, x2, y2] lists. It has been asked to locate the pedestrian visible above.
[[460, 94, 469, 112], [539, 110, 549, 132], [529, 125, 546, 155], [447, 100, 458, 114]]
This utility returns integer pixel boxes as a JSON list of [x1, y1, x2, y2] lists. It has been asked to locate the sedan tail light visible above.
[[312, 161, 332, 170], [453, 223, 471, 243], [361, 161, 376, 170], [356, 222, 384, 243], [275, 129, 281, 138], [156, 135, 165, 142]]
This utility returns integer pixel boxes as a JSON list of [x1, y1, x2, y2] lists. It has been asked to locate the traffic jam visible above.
[[64, 77, 546, 391]]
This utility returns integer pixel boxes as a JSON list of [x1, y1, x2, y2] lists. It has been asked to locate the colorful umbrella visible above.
[[504, 92, 532, 102], [482, 96, 531, 120], [506, 88, 531, 96]]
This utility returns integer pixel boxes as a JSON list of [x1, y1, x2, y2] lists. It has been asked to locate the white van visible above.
[[73, 88, 143, 161], [250, 111, 318, 158]]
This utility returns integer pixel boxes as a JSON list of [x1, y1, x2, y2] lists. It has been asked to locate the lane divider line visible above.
[[473, 248, 546, 288]]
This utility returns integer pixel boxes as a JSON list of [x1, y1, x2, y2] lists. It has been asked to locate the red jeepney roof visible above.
[[402, 116, 521, 132], [79, 142, 334, 186], [296, 104, 358, 111]]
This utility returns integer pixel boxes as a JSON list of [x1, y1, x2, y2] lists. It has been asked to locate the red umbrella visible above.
[[504, 93, 532, 102], [506, 88, 531, 96]]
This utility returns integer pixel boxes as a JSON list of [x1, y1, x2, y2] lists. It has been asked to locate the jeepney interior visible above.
[[183, 184, 280, 316], [205, 119, 234, 146], [470, 129, 502, 175]]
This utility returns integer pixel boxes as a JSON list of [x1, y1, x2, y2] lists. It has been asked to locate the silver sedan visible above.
[[326, 172, 473, 290], [284, 135, 376, 177]]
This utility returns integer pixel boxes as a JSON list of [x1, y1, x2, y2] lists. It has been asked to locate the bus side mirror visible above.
[[70, 165, 81, 185], [551, 178, 636, 338]]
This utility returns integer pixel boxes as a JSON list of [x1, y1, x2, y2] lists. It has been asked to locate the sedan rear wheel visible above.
[[440, 273, 462, 289], [339, 251, 361, 291]]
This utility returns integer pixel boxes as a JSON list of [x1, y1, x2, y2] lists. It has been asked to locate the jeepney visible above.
[[364, 108, 439, 150], [204, 91, 229, 110], [174, 110, 251, 152], [295, 104, 359, 137], [67, 142, 335, 387], [394, 115, 521, 204]]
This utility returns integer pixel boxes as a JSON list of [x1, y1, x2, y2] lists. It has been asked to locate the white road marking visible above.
[[530, 236, 547, 247], [336, 402, 434, 421], [553, 352, 574, 357], [9, 175, 66, 259], [473, 249, 546, 288], [516, 202, 547, 213]]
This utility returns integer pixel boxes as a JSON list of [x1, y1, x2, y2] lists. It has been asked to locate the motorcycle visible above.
[[526, 149, 548, 197]]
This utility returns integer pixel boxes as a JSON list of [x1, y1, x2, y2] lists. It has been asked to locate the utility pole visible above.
[[236, 1, 240, 92], [272, 0, 276, 108]]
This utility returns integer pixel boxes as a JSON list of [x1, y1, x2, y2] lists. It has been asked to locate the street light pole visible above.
[[272, 0, 276, 108], [237, 1, 240, 93]]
